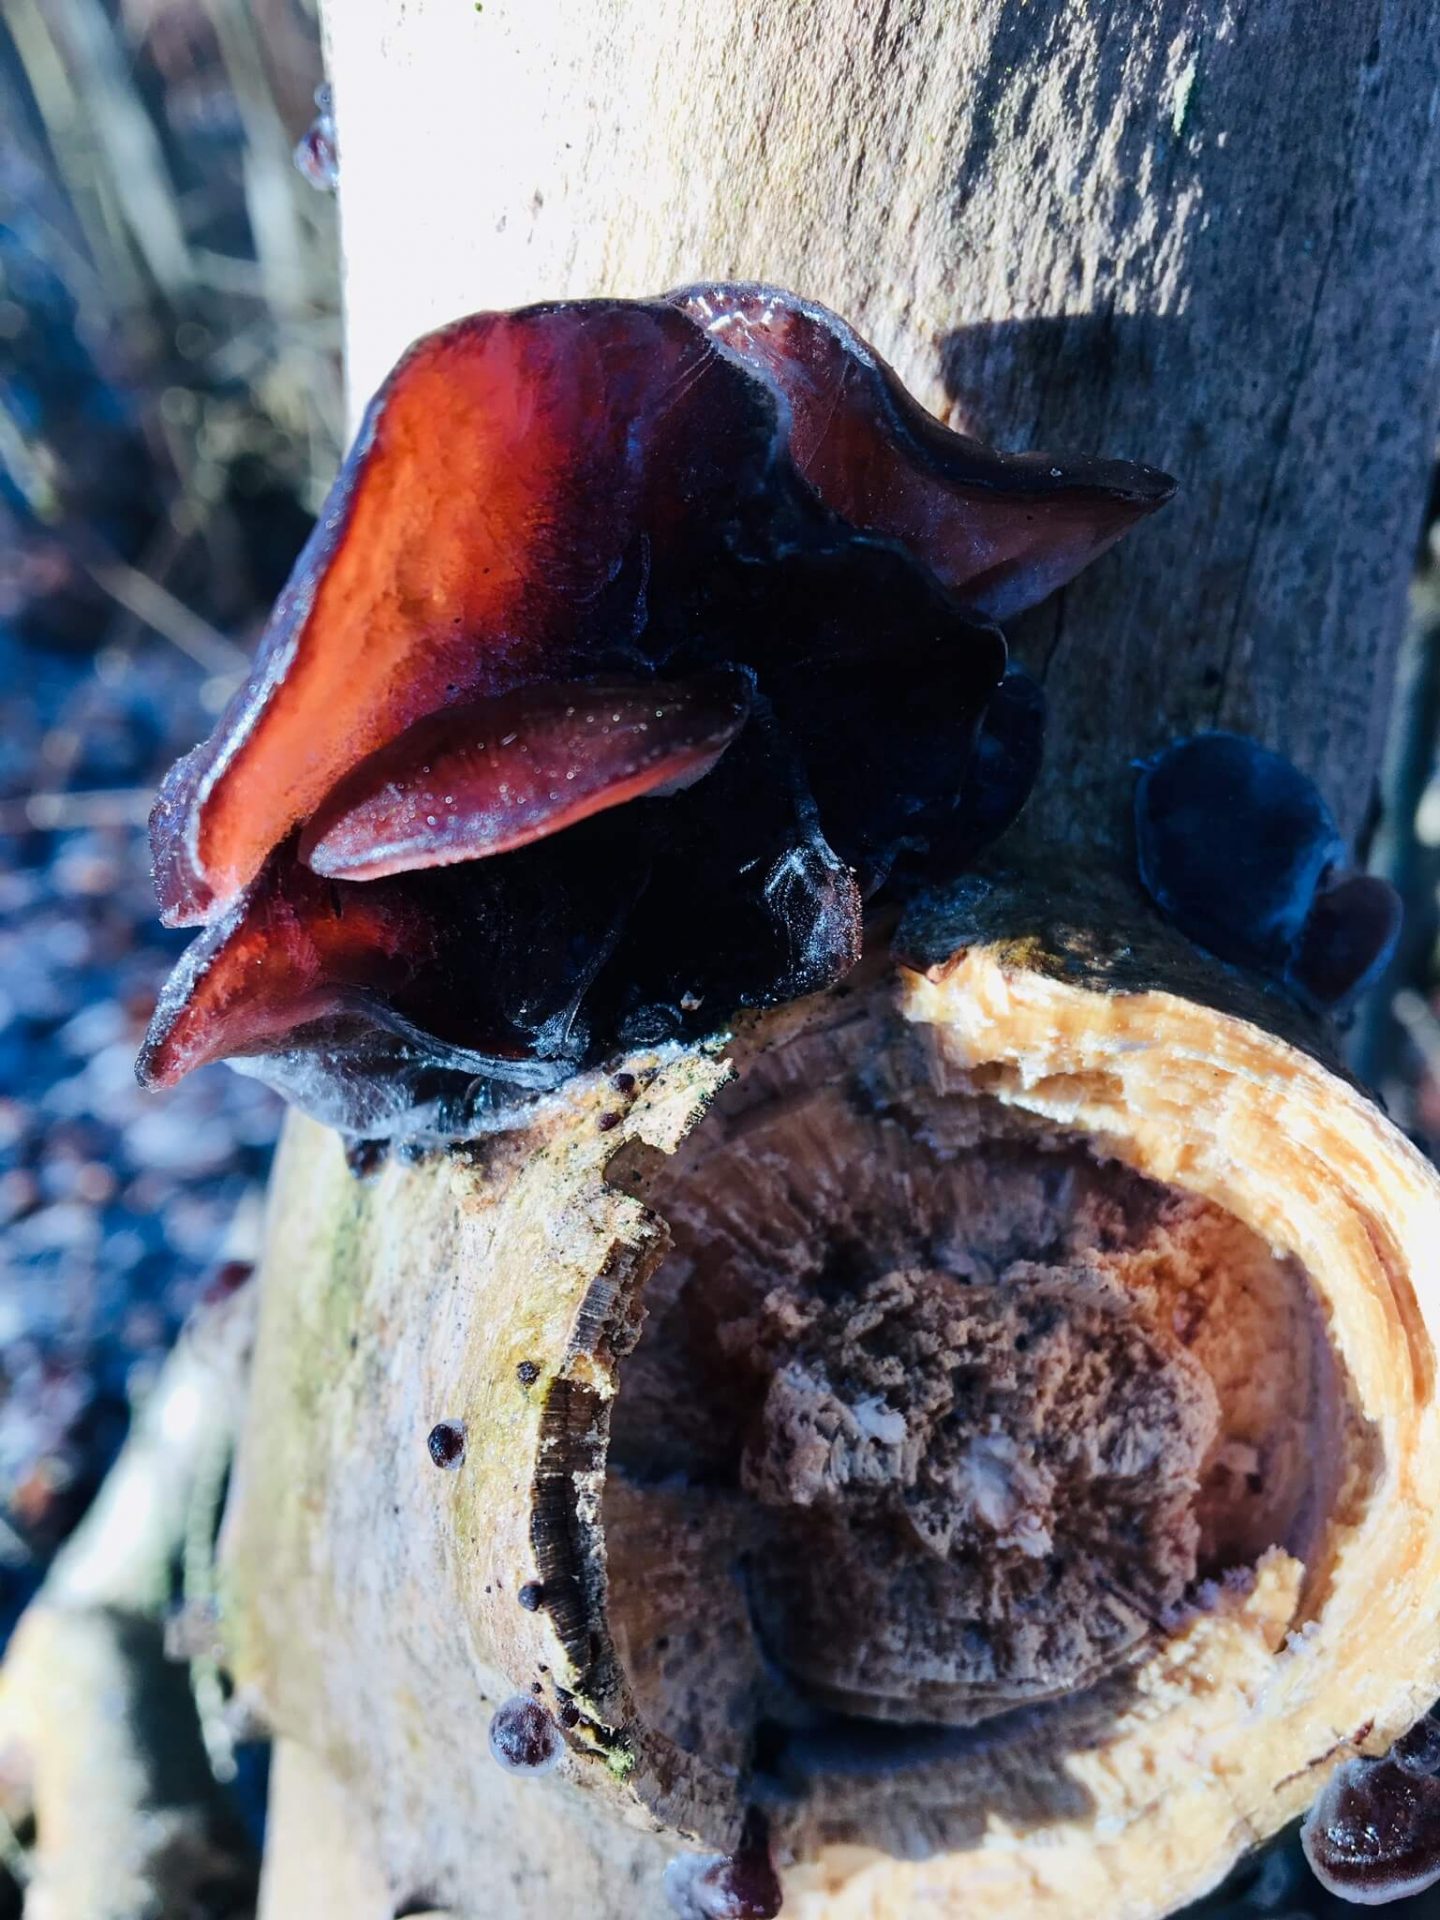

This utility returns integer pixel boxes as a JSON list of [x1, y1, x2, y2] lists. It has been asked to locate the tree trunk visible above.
[[226, 4, 1440, 1917], [328, 0, 1439, 855]]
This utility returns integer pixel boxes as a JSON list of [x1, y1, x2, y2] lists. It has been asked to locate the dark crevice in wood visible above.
[[593, 998, 1345, 1857]]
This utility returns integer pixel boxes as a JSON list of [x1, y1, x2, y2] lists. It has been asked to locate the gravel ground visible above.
[[0, 623, 280, 1642]]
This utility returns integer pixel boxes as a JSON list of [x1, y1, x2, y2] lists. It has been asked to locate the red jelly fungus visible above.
[[140, 287, 1171, 1141], [488, 1694, 563, 1776]]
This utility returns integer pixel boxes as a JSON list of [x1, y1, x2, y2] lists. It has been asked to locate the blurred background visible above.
[[0, 0, 336, 1907], [0, 1, 1436, 1914]]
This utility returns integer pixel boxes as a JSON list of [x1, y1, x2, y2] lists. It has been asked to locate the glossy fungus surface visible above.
[[1134, 733, 1400, 1014], [141, 287, 1172, 1139], [1302, 1726, 1440, 1906]]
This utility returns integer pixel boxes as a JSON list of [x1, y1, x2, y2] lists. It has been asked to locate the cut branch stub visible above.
[[223, 872, 1440, 1920]]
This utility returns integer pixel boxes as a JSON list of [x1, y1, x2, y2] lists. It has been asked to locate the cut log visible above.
[[226, 871, 1440, 1917]]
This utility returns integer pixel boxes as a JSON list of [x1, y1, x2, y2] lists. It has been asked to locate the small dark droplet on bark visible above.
[[427, 1420, 466, 1469], [598, 1110, 622, 1132], [558, 1702, 580, 1728], [517, 1581, 545, 1611], [516, 1360, 540, 1386], [488, 1695, 563, 1776], [530, 1680, 543, 1694], [200, 1258, 254, 1306], [345, 1136, 388, 1180], [613, 1072, 636, 1094]]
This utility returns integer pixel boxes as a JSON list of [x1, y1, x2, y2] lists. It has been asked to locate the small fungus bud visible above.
[[294, 83, 338, 192], [426, 1420, 466, 1469], [344, 1137, 387, 1180], [1393, 1713, 1440, 1776], [664, 1815, 782, 1919], [1302, 1751, 1440, 1904], [1134, 732, 1401, 1013], [488, 1694, 563, 1776], [517, 1581, 545, 1611]]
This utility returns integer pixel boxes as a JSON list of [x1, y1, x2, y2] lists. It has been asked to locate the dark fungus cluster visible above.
[[136, 284, 1172, 1139], [1134, 733, 1401, 1015]]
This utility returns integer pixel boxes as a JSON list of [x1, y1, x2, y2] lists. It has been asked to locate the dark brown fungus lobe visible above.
[[426, 1420, 466, 1469], [140, 287, 1171, 1141], [1292, 870, 1403, 1012], [1302, 1752, 1440, 1904], [487, 1695, 563, 1776], [673, 281, 1175, 622], [1135, 733, 1401, 1015], [136, 857, 444, 1091]]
